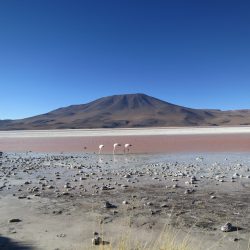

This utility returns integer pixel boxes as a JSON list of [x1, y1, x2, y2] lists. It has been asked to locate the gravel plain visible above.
[[0, 151, 250, 249]]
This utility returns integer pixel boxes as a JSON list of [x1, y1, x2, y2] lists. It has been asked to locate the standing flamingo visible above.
[[124, 144, 132, 154], [98, 144, 104, 154], [113, 143, 121, 154]]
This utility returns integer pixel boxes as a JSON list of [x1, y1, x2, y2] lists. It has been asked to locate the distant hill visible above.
[[1, 93, 250, 130]]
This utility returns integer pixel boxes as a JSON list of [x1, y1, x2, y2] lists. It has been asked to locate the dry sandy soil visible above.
[[0, 127, 250, 250]]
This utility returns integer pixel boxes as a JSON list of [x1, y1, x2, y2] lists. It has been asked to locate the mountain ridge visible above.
[[1, 93, 250, 130]]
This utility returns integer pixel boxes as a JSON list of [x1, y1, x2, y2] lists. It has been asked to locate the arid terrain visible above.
[[0, 152, 250, 250], [0, 127, 250, 249], [1, 94, 250, 130]]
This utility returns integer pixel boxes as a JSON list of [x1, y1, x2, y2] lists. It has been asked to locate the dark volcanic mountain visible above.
[[1, 93, 250, 130]]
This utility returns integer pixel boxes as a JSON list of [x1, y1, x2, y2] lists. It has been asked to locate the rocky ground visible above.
[[0, 152, 250, 250]]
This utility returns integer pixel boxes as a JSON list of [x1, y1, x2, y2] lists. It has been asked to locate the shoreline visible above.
[[1, 126, 250, 138], [0, 152, 249, 249]]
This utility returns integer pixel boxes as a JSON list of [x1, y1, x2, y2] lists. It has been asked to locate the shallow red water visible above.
[[1, 134, 250, 153]]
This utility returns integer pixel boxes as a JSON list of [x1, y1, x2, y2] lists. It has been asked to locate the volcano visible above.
[[1, 93, 250, 130]]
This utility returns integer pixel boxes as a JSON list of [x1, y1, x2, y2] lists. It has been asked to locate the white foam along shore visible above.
[[0, 126, 250, 138]]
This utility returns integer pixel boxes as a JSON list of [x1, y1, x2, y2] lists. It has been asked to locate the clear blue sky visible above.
[[0, 0, 249, 119]]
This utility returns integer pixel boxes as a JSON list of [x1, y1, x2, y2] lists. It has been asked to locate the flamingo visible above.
[[98, 144, 104, 154], [113, 143, 121, 155], [124, 144, 132, 154]]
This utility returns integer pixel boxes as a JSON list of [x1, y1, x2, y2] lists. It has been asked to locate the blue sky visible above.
[[0, 0, 249, 119]]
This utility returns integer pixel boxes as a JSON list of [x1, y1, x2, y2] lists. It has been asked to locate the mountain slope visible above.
[[1, 93, 250, 130]]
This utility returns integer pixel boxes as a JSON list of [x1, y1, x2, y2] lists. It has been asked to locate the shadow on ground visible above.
[[0, 235, 34, 250]]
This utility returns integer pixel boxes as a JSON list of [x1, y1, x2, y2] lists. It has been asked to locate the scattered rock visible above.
[[221, 222, 233, 232], [92, 232, 102, 245], [9, 218, 22, 223], [104, 201, 116, 209]]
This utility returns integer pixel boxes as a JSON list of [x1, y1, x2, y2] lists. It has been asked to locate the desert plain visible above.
[[0, 127, 250, 250]]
